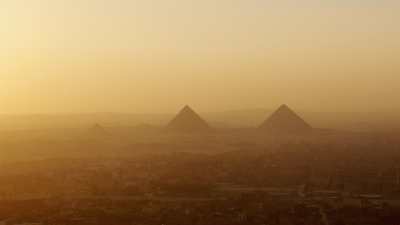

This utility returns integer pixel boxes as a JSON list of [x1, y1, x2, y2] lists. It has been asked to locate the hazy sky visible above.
[[1, 0, 399, 114]]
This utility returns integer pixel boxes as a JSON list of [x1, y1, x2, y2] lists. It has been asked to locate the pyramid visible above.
[[166, 105, 211, 132], [89, 123, 107, 135], [259, 104, 312, 134]]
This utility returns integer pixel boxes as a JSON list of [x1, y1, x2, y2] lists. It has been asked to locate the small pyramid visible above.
[[259, 104, 312, 134], [166, 105, 211, 132], [89, 123, 107, 135]]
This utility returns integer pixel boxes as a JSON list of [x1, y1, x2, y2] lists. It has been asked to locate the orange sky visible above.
[[1, 0, 400, 114]]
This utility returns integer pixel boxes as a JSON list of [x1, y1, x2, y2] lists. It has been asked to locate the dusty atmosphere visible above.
[[1, 1, 400, 225]]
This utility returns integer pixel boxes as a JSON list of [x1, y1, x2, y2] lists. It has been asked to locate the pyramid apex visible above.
[[279, 104, 290, 110], [183, 105, 192, 110], [180, 105, 195, 114]]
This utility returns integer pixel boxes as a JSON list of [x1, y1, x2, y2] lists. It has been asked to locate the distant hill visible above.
[[0, 113, 170, 131], [0, 109, 400, 132]]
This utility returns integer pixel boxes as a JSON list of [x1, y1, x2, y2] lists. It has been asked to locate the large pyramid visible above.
[[259, 104, 312, 134], [166, 105, 211, 132]]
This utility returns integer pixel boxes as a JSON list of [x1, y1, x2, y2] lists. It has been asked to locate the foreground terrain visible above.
[[0, 127, 400, 224]]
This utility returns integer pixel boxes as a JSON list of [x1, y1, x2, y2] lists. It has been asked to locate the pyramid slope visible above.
[[259, 104, 312, 133], [166, 106, 211, 132]]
